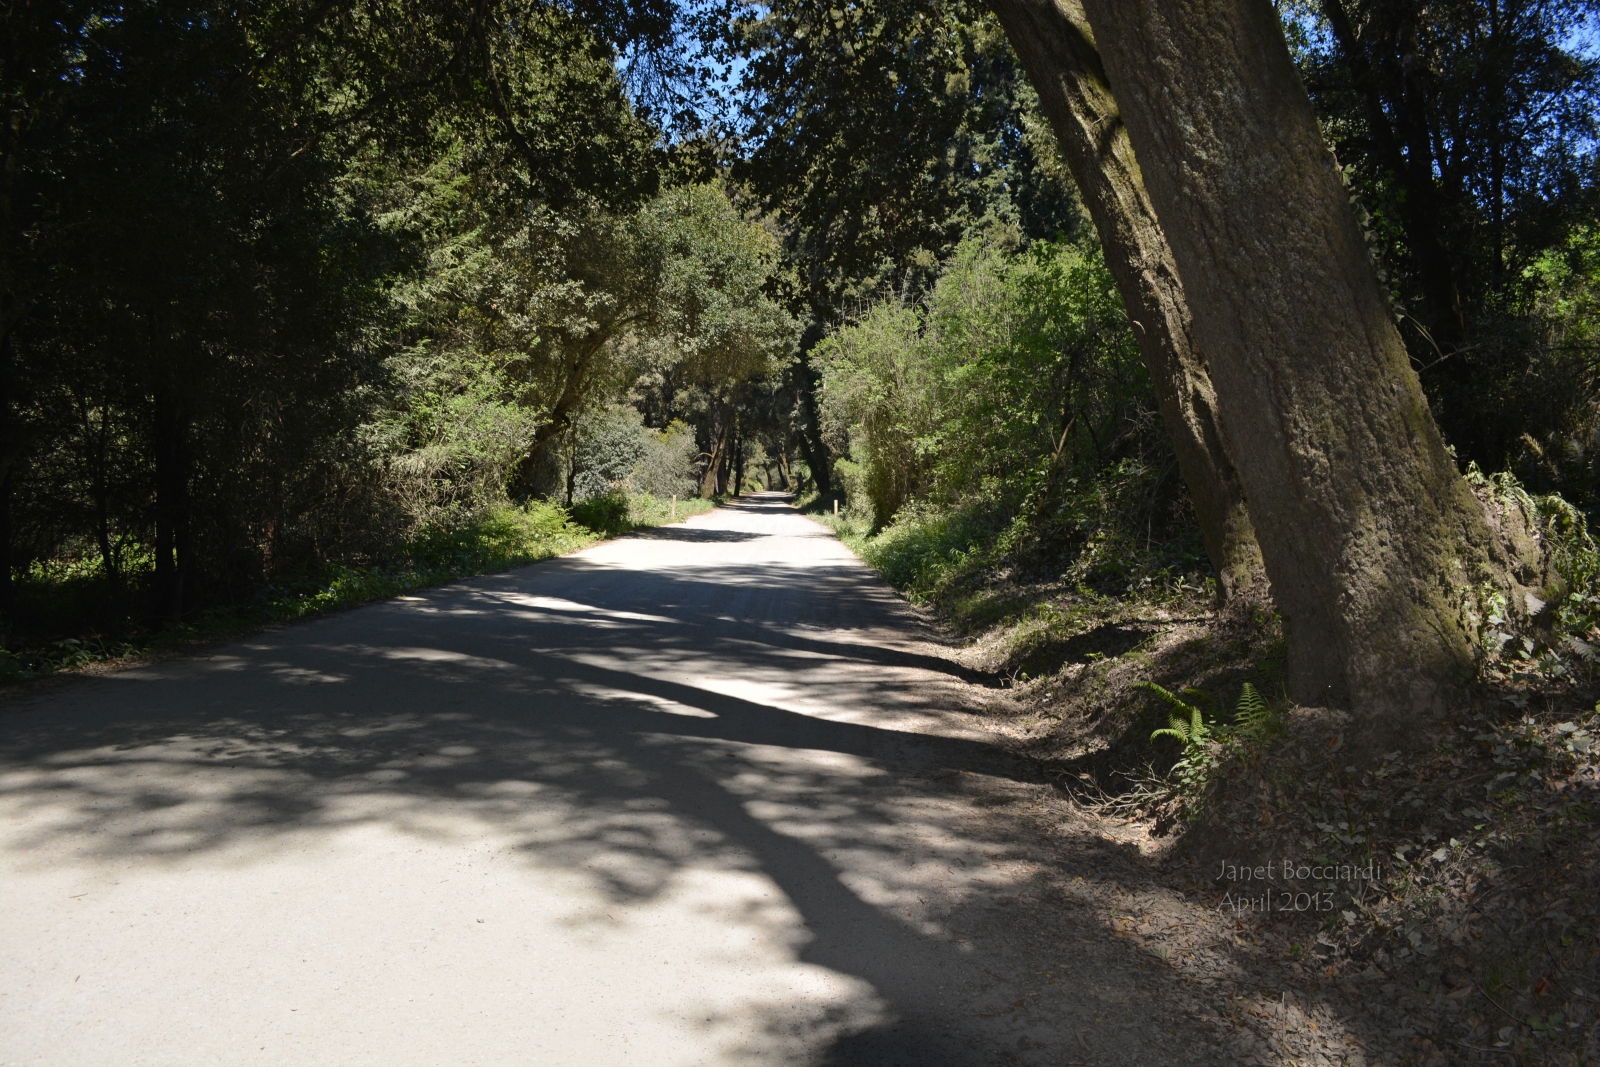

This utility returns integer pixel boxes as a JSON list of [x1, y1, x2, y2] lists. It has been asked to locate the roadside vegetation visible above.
[[805, 214, 1599, 1066], [5, 7, 791, 666], [3, 489, 719, 682]]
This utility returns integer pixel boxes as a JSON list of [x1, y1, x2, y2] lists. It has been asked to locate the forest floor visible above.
[[4, 494, 1595, 1066], [894, 551, 1600, 1067]]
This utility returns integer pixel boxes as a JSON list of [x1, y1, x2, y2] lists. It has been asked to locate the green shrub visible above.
[[856, 504, 991, 598], [815, 236, 1150, 532], [570, 492, 631, 536], [815, 235, 1206, 600], [409, 501, 586, 573], [626, 492, 716, 526]]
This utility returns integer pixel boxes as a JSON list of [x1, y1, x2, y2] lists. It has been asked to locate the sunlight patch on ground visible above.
[[488, 591, 681, 625], [565, 680, 719, 717]]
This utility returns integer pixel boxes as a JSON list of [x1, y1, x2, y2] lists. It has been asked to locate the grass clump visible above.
[[626, 491, 718, 529], [407, 500, 593, 576]]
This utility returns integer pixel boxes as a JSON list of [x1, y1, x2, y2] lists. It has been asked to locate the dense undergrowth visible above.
[[0, 491, 717, 684]]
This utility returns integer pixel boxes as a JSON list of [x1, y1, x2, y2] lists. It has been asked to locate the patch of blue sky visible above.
[[614, 5, 756, 140]]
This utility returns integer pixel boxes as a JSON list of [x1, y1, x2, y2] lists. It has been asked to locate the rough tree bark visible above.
[[700, 409, 730, 498], [790, 342, 832, 496], [732, 424, 746, 496], [1076, 0, 1546, 723], [984, 0, 1265, 604], [152, 381, 190, 623], [517, 343, 606, 494]]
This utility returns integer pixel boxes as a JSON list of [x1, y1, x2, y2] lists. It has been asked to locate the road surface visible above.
[[1, 494, 1213, 1065]]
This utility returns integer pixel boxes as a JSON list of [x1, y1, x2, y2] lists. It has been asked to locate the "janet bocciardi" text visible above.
[[1215, 860, 1382, 915]]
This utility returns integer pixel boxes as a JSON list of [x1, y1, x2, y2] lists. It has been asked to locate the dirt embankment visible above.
[[929, 573, 1600, 1066]]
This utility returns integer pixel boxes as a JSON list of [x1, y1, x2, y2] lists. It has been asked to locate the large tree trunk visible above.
[[985, 0, 1265, 604], [83, 400, 124, 605], [1077, 0, 1543, 724], [152, 382, 190, 623], [700, 411, 730, 498], [517, 344, 605, 496], [0, 330, 16, 634], [789, 343, 832, 495]]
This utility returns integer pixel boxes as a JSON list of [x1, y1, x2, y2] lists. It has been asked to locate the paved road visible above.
[[1, 495, 1208, 1066]]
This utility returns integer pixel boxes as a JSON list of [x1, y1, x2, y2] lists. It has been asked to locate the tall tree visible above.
[[983, 0, 1266, 602], [1075, 0, 1545, 729], [2, 0, 100, 620], [1289, 0, 1600, 486], [721, 0, 1081, 494], [1312, 0, 1468, 346], [0, 0, 685, 629]]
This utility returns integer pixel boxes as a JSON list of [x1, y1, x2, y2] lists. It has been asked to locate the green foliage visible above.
[[251, 501, 596, 628], [1464, 464, 1600, 680], [855, 504, 990, 597], [814, 236, 1203, 609], [406, 502, 591, 575], [816, 236, 1149, 528], [1139, 682, 1217, 812], [0, 637, 141, 682], [5, 0, 794, 650], [722, 0, 1083, 317], [567, 408, 653, 503], [626, 492, 717, 526], [1231, 682, 1280, 743], [717, 0, 1087, 492], [1144, 683, 1210, 746], [815, 302, 935, 526], [639, 184, 796, 385], [376, 176, 793, 516], [628, 421, 703, 500], [1285, 1, 1600, 509], [570, 492, 633, 536], [0, 487, 718, 682], [1137, 681, 1283, 820]]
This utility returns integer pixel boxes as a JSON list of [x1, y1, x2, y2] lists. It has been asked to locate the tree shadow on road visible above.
[[625, 527, 770, 543], [474, 556, 1001, 686], [0, 555, 1227, 1065]]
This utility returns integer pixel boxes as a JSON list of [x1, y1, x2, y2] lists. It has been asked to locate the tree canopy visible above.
[[1, 0, 790, 633]]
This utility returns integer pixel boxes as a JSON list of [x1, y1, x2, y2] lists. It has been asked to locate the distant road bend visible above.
[[1, 493, 1214, 1066]]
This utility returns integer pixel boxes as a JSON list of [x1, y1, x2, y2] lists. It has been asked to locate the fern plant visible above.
[[1138, 682, 1217, 808], [1146, 684, 1209, 746], [1464, 462, 1600, 682], [1136, 681, 1283, 821], [1231, 682, 1279, 741]]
